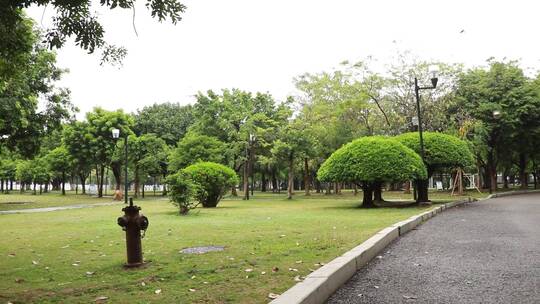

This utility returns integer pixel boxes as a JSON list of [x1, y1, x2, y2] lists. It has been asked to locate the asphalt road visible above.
[[327, 193, 540, 304]]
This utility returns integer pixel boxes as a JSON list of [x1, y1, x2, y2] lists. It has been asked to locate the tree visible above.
[[1, 15, 76, 158], [395, 132, 475, 202], [2, 2, 186, 65], [15, 160, 33, 193], [191, 89, 290, 196], [317, 137, 426, 208], [31, 157, 50, 195], [453, 60, 539, 192], [62, 122, 94, 194], [168, 133, 226, 171], [45, 146, 72, 195], [85, 108, 134, 197], [272, 120, 317, 199], [0, 156, 17, 193], [134, 103, 194, 146], [127, 134, 168, 197]]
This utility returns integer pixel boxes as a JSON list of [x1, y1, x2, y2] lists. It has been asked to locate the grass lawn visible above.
[[0, 191, 166, 211], [0, 190, 486, 303]]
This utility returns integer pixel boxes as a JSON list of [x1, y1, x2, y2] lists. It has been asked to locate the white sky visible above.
[[27, 0, 540, 118]]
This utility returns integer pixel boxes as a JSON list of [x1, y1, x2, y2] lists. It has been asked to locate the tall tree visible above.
[[1, 2, 186, 65], [0, 15, 76, 158], [134, 103, 194, 146], [45, 146, 72, 195], [86, 108, 133, 197], [127, 134, 168, 197]]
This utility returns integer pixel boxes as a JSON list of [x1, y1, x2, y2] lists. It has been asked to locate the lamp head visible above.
[[411, 116, 419, 126], [429, 65, 439, 88], [112, 128, 120, 139]]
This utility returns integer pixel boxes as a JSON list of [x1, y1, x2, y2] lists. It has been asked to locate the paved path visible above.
[[0, 201, 122, 214], [328, 194, 540, 304]]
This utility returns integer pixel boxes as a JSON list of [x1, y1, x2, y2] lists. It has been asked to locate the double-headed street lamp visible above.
[[414, 66, 439, 203]]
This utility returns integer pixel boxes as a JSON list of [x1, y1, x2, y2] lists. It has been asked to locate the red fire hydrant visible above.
[[117, 198, 149, 267]]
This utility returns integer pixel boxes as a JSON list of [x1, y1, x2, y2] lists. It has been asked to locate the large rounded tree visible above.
[[395, 132, 475, 202], [317, 137, 427, 208]]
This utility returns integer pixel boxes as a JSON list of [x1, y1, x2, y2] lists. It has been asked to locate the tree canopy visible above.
[[395, 132, 474, 174]]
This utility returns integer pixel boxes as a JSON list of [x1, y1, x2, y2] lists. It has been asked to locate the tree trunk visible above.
[[353, 183, 358, 195], [61, 171, 66, 195], [79, 174, 86, 194], [271, 169, 278, 193], [518, 153, 528, 189], [98, 165, 105, 197], [373, 181, 383, 203], [111, 161, 122, 190], [361, 182, 374, 208], [416, 179, 429, 203], [287, 152, 294, 199], [487, 149, 497, 193], [261, 171, 267, 192], [243, 161, 249, 200]]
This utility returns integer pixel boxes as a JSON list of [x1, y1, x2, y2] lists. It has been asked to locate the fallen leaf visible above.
[[191, 275, 196, 279], [403, 295, 417, 299], [295, 260, 303, 264], [272, 267, 279, 272], [189, 288, 196, 292], [245, 268, 253, 272], [86, 271, 95, 276], [8, 253, 15, 257], [296, 242, 300, 246], [203, 281, 208, 284], [15, 278, 24, 283], [154, 289, 161, 294], [376, 255, 383, 259], [268, 293, 280, 299], [288, 268, 298, 272], [294, 275, 302, 282], [32, 260, 39, 265], [61, 245, 70, 249], [261, 271, 266, 275], [72, 263, 79, 267], [374, 285, 379, 289], [94, 296, 108, 302], [141, 282, 146, 286], [279, 234, 286, 238]]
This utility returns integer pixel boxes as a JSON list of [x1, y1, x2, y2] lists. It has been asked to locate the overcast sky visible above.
[[27, 0, 540, 117]]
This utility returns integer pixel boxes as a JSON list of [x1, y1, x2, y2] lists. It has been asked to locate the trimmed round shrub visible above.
[[394, 132, 475, 175], [168, 162, 238, 212], [317, 136, 427, 207], [318, 136, 427, 183]]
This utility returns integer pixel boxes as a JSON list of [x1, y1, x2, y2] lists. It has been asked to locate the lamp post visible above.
[[413, 65, 439, 204], [112, 128, 128, 204]]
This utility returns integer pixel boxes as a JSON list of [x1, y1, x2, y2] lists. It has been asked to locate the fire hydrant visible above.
[[117, 198, 149, 267]]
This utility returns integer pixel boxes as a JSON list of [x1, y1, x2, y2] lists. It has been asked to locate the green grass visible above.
[[0, 191, 166, 211], [0, 190, 486, 303]]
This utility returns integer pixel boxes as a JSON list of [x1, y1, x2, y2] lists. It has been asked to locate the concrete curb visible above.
[[270, 191, 540, 304]]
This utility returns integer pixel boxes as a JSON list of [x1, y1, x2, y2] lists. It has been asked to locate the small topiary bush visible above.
[[167, 162, 238, 214]]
